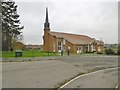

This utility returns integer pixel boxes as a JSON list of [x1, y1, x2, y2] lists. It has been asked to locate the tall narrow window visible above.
[[58, 42, 62, 52], [58, 42, 61, 45]]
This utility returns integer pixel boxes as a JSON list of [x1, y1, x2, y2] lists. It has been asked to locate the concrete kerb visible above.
[[57, 67, 119, 89], [115, 82, 120, 90], [2, 54, 119, 62], [2, 56, 59, 62], [54, 72, 86, 89]]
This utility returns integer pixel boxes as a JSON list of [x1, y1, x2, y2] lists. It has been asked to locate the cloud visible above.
[[15, 1, 118, 44]]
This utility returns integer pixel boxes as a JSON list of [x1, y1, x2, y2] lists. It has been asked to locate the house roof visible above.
[[49, 31, 94, 44]]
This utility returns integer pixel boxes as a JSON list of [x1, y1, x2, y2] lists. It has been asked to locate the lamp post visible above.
[[67, 46, 71, 55], [61, 41, 63, 56], [61, 50, 63, 56]]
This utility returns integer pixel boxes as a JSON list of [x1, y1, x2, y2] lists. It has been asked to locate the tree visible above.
[[2, 1, 24, 51]]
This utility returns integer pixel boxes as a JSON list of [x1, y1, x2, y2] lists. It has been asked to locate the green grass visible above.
[[2, 50, 58, 58]]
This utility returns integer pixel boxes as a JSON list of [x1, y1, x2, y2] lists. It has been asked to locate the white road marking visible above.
[[58, 67, 119, 89], [115, 83, 119, 90]]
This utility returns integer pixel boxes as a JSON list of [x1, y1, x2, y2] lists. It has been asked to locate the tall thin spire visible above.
[[45, 7, 49, 23], [44, 7, 50, 30]]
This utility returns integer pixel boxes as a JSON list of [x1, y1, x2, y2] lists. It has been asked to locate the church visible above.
[[43, 8, 104, 54]]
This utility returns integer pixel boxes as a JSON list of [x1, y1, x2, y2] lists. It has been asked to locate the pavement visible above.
[[2, 55, 119, 88]]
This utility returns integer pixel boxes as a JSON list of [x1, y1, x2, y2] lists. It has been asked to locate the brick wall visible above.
[[43, 30, 58, 52], [43, 30, 104, 53], [65, 40, 76, 53]]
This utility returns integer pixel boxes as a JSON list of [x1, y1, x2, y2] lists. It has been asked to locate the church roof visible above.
[[96, 40, 104, 45], [49, 31, 94, 44]]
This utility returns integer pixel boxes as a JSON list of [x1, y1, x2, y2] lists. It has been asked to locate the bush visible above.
[[105, 48, 114, 55], [97, 52, 102, 54], [85, 51, 95, 53]]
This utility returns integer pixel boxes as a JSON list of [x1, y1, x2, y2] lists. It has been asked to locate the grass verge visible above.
[[2, 50, 58, 58], [54, 72, 85, 89]]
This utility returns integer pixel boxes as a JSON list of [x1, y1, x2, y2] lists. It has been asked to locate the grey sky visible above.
[[15, 0, 118, 45]]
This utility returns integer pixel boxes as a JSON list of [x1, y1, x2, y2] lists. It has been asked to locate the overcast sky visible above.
[[15, 0, 118, 45]]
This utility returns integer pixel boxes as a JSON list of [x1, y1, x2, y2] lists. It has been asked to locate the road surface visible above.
[[3, 60, 84, 88], [2, 55, 119, 88], [60, 67, 118, 88]]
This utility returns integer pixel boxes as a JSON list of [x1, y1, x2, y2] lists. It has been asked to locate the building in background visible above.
[[25, 44, 43, 50], [14, 42, 25, 50], [43, 8, 104, 53]]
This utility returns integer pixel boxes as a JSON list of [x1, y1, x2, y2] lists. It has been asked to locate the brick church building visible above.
[[43, 8, 104, 53]]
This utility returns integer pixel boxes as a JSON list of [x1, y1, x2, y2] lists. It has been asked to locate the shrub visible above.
[[105, 48, 114, 55], [97, 52, 102, 54]]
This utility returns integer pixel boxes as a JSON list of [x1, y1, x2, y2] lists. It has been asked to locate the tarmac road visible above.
[[60, 67, 118, 88], [2, 55, 119, 88], [2, 60, 84, 88], [55, 55, 118, 72]]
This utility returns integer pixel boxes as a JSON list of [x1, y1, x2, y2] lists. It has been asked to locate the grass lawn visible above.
[[2, 50, 58, 58]]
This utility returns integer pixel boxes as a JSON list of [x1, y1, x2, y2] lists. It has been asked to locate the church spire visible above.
[[44, 7, 50, 30], [45, 7, 49, 23]]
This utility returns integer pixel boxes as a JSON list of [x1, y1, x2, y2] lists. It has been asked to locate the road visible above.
[[2, 55, 119, 88], [60, 67, 118, 88], [3, 60, 84, 88], [55, 55, 118, 72]]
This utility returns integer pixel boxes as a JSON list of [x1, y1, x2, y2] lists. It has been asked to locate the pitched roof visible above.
[[96, 40, 104, 45], [49, 31, 94, 44]]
